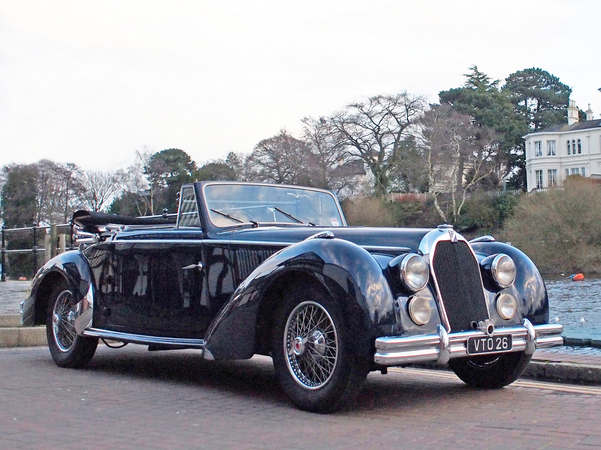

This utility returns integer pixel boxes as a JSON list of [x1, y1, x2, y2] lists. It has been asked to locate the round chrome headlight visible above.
[[491, 254, 516, 288], [496, 292, 518, 320], [400, 254, 429, 292], [408, 296, 432, 326]]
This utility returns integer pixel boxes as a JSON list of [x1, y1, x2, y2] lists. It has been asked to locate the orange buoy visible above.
[[571, 273, 585, 281]]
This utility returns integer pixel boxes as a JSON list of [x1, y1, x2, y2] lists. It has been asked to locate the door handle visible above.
[[182, 262, 203, 272]]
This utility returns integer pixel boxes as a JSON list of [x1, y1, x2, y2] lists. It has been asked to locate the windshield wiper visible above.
[[210, 208, 243, 223], [273, 207, 315, 226]]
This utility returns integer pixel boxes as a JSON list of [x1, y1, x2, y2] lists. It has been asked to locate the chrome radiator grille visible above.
[[431, 240, 489, 332]]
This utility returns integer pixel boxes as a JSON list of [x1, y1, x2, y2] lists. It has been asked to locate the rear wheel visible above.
[[46, 281, 98, 368], [272, 285, 368, 413], [450, 351, 532, 388]]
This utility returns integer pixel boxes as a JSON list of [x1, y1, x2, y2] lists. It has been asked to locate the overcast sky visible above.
[[1, 0, 600, 172]]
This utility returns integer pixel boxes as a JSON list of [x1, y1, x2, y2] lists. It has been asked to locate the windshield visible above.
[[204, 183, 345, 228]]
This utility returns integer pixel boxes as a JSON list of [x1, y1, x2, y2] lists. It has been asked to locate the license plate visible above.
[[467, 334, 512, 355]]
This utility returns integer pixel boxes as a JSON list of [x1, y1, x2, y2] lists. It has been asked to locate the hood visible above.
[[216, 225, 434, 254]]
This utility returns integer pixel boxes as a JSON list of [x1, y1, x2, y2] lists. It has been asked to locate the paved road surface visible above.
[[1, 345, 600, 449]]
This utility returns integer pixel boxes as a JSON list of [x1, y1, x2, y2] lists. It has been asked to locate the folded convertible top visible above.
[[72, 210, 176, 233]]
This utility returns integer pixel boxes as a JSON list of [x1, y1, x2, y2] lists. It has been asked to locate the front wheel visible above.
[[46, 281, 98, 368], [272, 286, 368, 413], [450, 351, 532, 388]]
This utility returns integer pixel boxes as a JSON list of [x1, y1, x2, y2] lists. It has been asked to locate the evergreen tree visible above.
[[1, 164, 38, 228], [439, 66, 527, 189], [502, 67, 572, 131]]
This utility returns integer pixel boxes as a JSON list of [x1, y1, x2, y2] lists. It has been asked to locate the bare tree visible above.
[[36, 160, 85, 224], [245, 130, 313, 185], [418, 104, 498, 224], [115, 150, 153, 216], [331, 92, 426, 196], [301, 116, 362, 194], [77, 170, 122, 212]]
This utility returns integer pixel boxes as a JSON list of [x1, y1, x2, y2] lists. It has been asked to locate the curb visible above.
[[0, 314, 48, 348], [0, 327, 47, 348], [524, 360, 601, 385]]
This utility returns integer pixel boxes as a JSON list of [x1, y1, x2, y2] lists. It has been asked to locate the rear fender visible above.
[[203, 237, 396, 360], [21, 250, 94, 328]]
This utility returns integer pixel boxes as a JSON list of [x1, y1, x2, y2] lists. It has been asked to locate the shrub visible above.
[[502, 178, 601, 274], [341, 197, 396, 227]]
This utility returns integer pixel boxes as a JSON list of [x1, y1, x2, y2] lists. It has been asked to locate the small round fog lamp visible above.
[[496, 293, 518, 320], [408, 296, 432, 326]]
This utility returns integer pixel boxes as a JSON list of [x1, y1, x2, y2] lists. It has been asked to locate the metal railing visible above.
[[0, 223, 74, 281]]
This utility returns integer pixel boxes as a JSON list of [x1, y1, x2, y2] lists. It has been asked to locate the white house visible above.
[[524, 100, 601, 191]]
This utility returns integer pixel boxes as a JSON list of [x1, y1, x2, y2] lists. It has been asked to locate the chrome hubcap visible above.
[[292, 336, 306, 356], [284, 301, 338, 389]]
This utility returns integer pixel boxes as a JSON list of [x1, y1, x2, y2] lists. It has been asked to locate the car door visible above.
[[98, 186, 211, 339]]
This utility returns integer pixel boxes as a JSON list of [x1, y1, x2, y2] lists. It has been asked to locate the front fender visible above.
[[21, 250, 94, 327], [471, 241, 549, 325], [203, 237, 396, 360]]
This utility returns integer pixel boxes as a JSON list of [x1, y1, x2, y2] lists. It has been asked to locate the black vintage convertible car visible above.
[[22, 181, 563, 412]]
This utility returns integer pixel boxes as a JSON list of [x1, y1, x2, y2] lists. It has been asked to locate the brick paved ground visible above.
[[1, 345, 601, 449]]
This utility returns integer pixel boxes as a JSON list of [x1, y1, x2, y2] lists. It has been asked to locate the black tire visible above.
[[271, 285, 368, 413], [450, 351, 532, 388], [46, 281, 98, 368]]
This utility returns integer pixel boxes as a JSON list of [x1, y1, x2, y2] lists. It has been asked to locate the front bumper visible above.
[[374, 319, 563, 366]]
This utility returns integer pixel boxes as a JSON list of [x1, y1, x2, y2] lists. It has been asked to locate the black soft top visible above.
[[72, 210, 176, 233]]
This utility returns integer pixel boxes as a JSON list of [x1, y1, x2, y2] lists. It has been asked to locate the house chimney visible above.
[[567, 99, 579, 126], [586, 104, 594, 121]]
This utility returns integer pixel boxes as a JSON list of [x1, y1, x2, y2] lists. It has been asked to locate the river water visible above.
[[547, 276, 601, 342]]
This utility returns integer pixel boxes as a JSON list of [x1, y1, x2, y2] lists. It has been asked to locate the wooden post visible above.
[[44, 233, 52, 263], [50, 224, 58, 259], [58, 233, 67, 254]]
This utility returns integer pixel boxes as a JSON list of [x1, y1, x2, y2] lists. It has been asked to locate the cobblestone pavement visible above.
[[1, 345, 601, 449]]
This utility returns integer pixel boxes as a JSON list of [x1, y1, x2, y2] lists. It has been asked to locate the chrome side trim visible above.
[[83, 328, 207, 350], [374, 319, 563, 366], [305, 230, 335, 240]]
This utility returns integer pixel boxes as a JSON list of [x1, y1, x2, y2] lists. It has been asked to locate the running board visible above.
[[83, 328, 213, 359]]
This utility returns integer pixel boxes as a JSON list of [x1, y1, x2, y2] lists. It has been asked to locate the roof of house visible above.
[[533, 119, 601, 134]]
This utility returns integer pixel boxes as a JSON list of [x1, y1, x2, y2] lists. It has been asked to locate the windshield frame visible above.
[[201, 182, 347, 229]]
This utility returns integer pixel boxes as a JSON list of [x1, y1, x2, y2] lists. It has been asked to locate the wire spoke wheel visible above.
[[52, 290, 78, 352], [284, 301, 338, 389], [46, 281, 98, 368], [272, 285, 368, 412]]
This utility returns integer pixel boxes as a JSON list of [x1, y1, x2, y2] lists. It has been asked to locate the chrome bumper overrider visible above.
[[374, 319, 563, 366]]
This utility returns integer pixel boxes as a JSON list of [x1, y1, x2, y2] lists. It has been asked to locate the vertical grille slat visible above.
[[432, 240, 489, 332]]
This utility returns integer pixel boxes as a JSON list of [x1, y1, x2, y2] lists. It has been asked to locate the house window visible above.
[[577, 139, 582, 154], [534, 141, 542, 156], [548, 169, 557, 186], [547, 140, 556, 156], [567, 140, 571, 155], [572, 140, 577, 155], [571, 168, 580, 175], [582, 167, 586, 176], [535, 170, 543, 189]]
